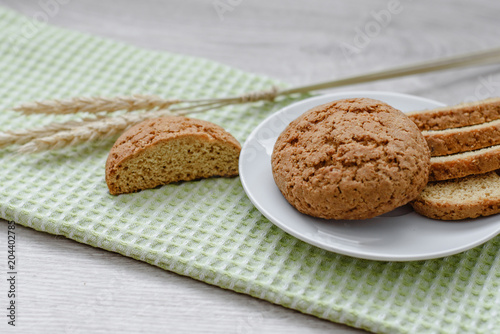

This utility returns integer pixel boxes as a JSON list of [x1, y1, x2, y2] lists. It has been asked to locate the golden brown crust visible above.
[[411, 172, 500, 220], [105, 116, 241, 195], [412, 198, 500, 220], [424, 119, 500, 157], [429, 145, 500, 181], [271, 98, 430, 220], [407, 97, 500, 131]]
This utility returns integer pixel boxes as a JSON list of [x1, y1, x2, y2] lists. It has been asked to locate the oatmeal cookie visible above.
[[271, 98, 430, 220], [106, 116, 241, 195]]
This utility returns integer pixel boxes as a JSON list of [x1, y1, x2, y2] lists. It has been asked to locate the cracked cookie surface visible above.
[[271, 98, 430, 220]]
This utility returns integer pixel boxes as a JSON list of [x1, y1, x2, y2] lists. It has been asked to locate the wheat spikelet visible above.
[[14, 95, 181, 115]]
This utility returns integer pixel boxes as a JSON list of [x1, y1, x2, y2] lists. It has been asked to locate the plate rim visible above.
[[239, 91, 500, 261]]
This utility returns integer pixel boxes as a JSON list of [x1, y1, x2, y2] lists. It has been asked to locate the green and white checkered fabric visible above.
[[0, 7, 499, 334]]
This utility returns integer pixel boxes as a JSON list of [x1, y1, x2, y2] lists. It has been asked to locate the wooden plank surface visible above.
[[0, 0, 499, 333]]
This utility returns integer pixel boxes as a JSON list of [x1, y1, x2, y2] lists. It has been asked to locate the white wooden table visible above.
[[1, 0, 499, 333]]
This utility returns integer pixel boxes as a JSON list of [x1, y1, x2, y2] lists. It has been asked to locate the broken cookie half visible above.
[[105, 116, 241, 195]]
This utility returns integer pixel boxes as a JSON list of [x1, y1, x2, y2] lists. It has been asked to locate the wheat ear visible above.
[[1, 87, 278, 153], [14, 99, 236, 153], [11, 87, 280, 116], [0, 116, 110, 148], [15, 109, 177, 154], [14, 95, 181, 115]]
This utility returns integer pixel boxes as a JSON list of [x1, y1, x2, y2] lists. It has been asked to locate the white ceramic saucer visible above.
[[239, 91, 500, 261]]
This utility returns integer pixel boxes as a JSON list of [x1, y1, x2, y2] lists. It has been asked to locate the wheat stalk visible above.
[[4, 46, 500, 153]]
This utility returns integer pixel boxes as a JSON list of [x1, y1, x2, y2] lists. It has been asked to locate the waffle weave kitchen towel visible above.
[[0, 7, 498, 334]]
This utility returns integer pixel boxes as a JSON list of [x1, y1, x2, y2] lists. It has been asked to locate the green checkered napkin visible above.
[[0, 7, 498, 333]]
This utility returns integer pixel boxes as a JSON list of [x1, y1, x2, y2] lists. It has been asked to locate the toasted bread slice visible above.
[[407, 97, 500, 131], [424, 119, 500, 156], [411, 171, 500, 220], [105, 116, 241, 195], [429, 145, 500, 181]]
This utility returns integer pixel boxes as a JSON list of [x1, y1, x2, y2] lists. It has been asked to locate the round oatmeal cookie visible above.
[[271, 98, 431, 220]]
